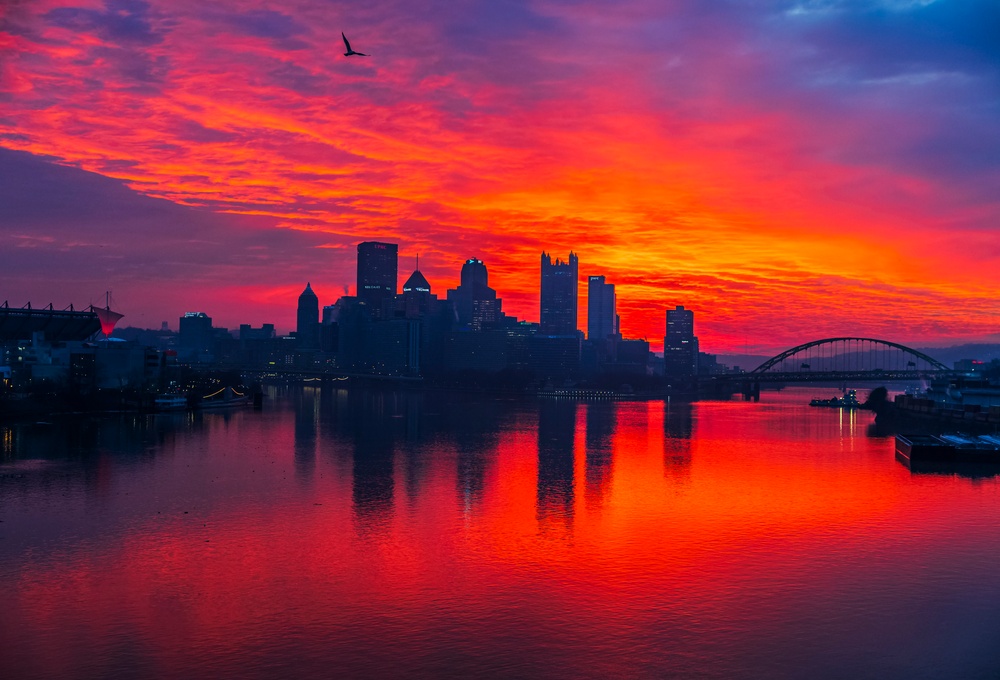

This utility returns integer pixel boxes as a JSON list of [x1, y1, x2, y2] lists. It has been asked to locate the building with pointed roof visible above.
[[402, 269, 431, 294], [296, 282, 319, 349]]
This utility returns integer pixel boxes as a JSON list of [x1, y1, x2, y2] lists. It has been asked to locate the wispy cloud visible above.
[[0, 0, 997, 347]]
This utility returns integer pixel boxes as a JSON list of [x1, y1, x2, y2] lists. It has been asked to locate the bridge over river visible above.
[[703, 337, 954, 399]]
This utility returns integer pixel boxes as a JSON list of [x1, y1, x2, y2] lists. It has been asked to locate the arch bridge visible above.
[[708, 337, 952, 399], [748, 337, 949, 381]]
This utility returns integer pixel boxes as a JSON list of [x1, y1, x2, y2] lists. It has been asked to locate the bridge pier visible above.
[[742, 381, 760, 402]]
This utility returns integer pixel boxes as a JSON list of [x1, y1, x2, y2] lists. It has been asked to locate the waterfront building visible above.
[[235, 326, 294, 369], [540, 251, 578, 336], [357, 241, 398, 318], [664, 305, 698, 378], [587, 275, 617, 342], [178, 312, 213, 356], [511, 334, 582, 380], [336, 296, 421, 376], [0, 303, 102, 344], [4, 331, 161, 392], [698, 351, 726, 376], [296, 283, 319, 350]]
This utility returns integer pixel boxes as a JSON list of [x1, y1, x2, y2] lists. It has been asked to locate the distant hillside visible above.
[[916, 344, 1000, 366], [715, 354, 771, 371]]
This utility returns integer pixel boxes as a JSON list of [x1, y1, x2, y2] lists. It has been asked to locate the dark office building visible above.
[[178, 312, 213, 353], [587, 275, 617, 341], [444, 330, 508, 372], [357, 241, 398, 318], [296, 282, 319, 349], [664, 305, 698, 378], [610, 337, 650, 374], [508, 334, 582, 380], [447, 258, 502, 331], [540, 251, 578, 336], [239, 323, 276, 341], [335, 295, 422, 376]]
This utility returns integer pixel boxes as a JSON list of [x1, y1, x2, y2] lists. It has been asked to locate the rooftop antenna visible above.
[[416, 254, 420, 271]]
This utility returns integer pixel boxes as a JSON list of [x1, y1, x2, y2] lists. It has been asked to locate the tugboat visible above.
[[810, 389, 861, 409]]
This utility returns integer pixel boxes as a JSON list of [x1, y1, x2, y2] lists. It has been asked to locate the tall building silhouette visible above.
[[664, 305, 698, 378], [296, 282, 319, 349], [179, 312, 212, 353], [447, 258, 502, 331], [587, 275, 617, 341], [540, 251, 578, 336], [401, 262, 433, 318], [357, 241, 398, 318], [401, 269, 431, 294]]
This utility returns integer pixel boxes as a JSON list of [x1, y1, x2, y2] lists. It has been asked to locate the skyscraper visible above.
[[540, 251, 578, 336], [447, 258, 502, 331], [179, 312, 213, 353], [401, 261, 434, 319], [587, 275, 617, 341], [296, 282, 319, 349], [357, 241, 398, 318], [664, 305, 698, 378]]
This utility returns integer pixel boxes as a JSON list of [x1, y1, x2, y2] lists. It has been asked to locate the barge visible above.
[[895, 433, 1000, 465]]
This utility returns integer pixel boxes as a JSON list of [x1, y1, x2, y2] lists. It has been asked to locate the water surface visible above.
[[2, 387, 999, 678]]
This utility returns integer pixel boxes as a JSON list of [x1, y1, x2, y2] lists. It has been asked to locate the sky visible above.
[[1, 0, 998, 353]]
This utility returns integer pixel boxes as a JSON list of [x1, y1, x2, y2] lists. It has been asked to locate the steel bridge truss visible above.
[[750, 337, 949, 376]]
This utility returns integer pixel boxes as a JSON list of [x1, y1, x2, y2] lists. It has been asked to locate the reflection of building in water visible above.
[[400, 391, 429, 504], [664, 401, 694, 482], [350, 391, 396, 534], [452, 399, 506, 514], [456, 445, 486, 514], [294, 387, 317, 481], [584, 403, 615, 511], [536, 400, 577, 532], [316, 385, 354, 479], [2, 415, 192, 501], [1, 425, 13, 457]]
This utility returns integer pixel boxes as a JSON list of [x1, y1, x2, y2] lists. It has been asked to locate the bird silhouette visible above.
[[342, 32, 368, 57]]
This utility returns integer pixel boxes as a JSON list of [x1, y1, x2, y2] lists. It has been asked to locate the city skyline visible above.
[[2, 1, 998, 352]]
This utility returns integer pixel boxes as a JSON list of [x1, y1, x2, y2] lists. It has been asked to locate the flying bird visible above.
[[342, 32, 368, 57]]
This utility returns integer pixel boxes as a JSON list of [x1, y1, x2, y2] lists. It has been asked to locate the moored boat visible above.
[[154, 393, 189, 411], [809, 389, 861, 408], [199, 386, 252, 410]]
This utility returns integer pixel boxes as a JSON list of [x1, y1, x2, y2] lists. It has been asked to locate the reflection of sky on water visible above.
[[1, 386, 999, 678]]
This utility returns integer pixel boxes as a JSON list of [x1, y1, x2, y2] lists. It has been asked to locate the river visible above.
[[2, 387, 998, 678]]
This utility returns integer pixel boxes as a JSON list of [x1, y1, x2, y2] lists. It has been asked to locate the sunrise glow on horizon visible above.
[[2, 0, 998, 352]]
